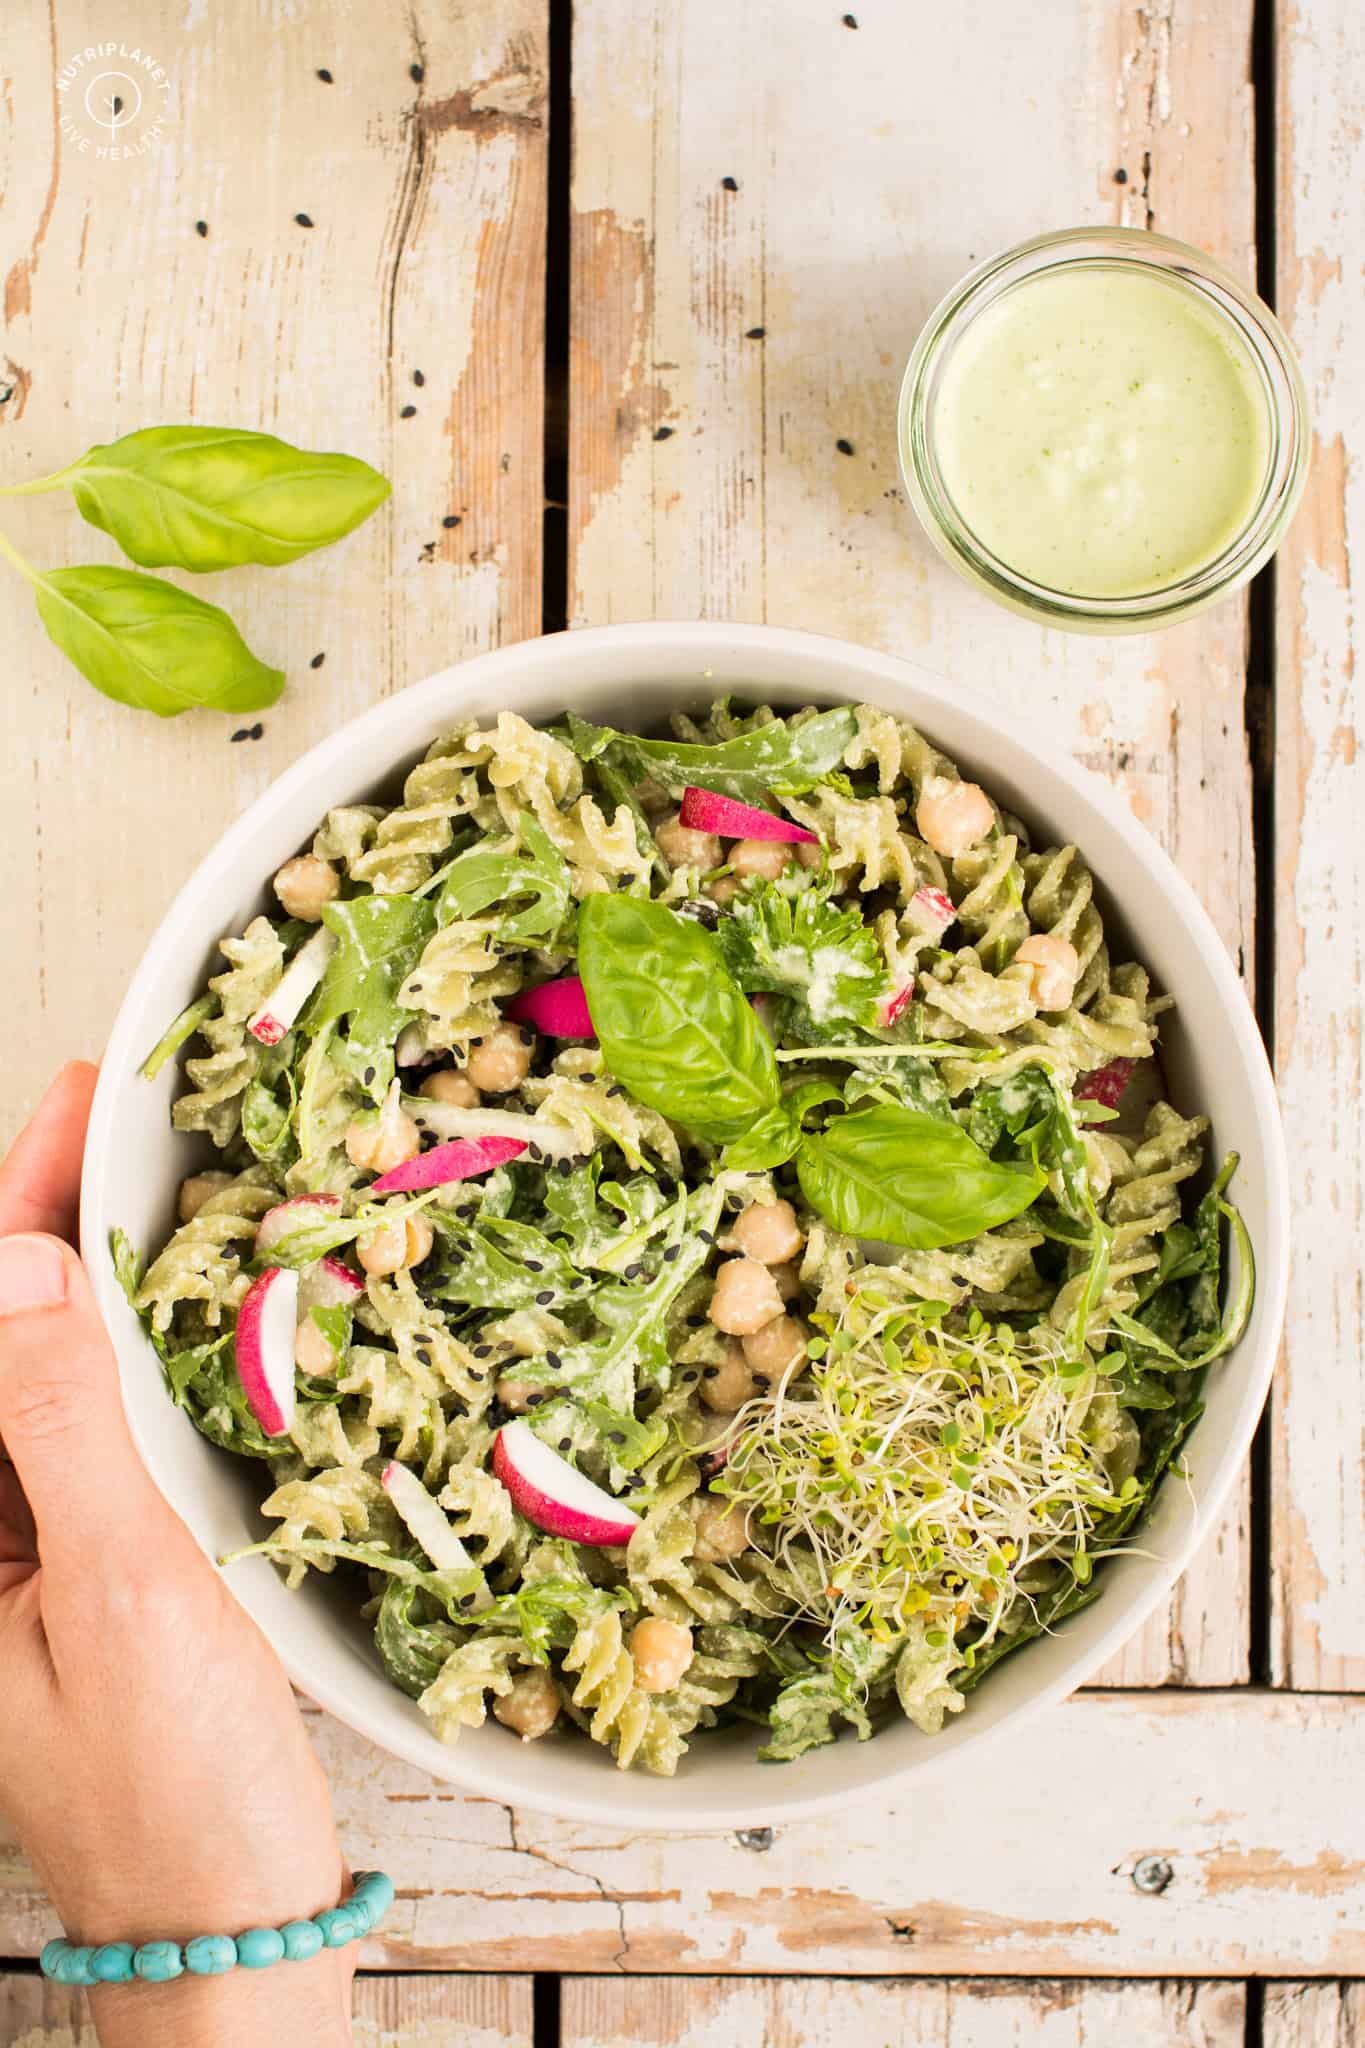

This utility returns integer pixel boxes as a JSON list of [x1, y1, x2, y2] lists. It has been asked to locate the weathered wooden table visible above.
[[2, 3, 1361, 2042]]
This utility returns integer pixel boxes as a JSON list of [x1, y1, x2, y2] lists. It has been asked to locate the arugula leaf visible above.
[[578, 894, 781, 1144], [314, 894, 436, 1100], [110, 1227, 145, 1303], [436, 816, 573, 945], [374, 1577, 461, 1698], [139, 994, 217, 1081], [59, 426, 391, 571], [565, 704, 858, 801], [429, 1213, 587, 1312], [716, 875, 890, 1028], [796, 1104, 1045, 1250]]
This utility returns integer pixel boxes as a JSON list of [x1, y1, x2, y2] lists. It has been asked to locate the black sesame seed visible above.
[[558, 1437, 572, 1452], [721, 175, 739, 191], [474, 1345, 493, 1359], [536, 1290, 553, 1305], [699, 1228, 715, 1245], [420, 1131, 437, 1150], [609, 1430, 627, 1445], [310, 651, 326, 669], [295, 212, 314, 228], [686, 1313, 705, 1328], [526, 1260, 544, 1273], [410, 61, 425, 82], [607, 1085, 625, 1098], [362, 1065, 375, 1085], [557, 1157, 572, 1178], [526, 1392, 546, 1407], [664, 1245, 680, 1263], [1113, 166, 1128, 184], [653, 425, 674, 440], [836, 437, 855, 456], [528, 1146, 543, 1164], [317, 67, 334, 82], [459, 1592, 476, 1610], [416, 1347, 432, 1365], [230, 728, 248, 743], [745, 325, 766, 339], [752, 1373, 771, 1389], [195, 219, 209, 237], [843, 10, 858, 23], [409, 982, 423, 994], [400, 404, 417, 419], [457, 1203, 477, 1221], [468, 1369, 486, 1381], [442, 513, 461, 528], [625, 1263, 644, 1280], [683, 1370, 700, 1383], [413, 368, 425, 387], [545, 1351, 562, 1372], [249, 723, 264, 740], [703, 1365, 720, 1379]]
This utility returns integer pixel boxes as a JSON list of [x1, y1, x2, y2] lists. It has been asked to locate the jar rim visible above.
[[898, 226, 1311, 631]]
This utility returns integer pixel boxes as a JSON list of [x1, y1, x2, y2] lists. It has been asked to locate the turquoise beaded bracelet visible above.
[[39, 1870, 393, 1988]]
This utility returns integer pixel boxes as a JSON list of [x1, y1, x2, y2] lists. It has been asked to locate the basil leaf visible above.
[[578, 894, 780, 1144], [723, 1079, 842, 1172], [61, 426, 390, 571], [795, 1104, 1045, 1249], [32, 564, 283, 717], [565, 704, 857, 800]]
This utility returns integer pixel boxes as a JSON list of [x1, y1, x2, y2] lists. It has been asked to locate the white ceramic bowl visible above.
[[81, 622, 1288, 1831]]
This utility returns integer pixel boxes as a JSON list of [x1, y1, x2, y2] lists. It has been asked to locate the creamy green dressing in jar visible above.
[[899, 229, 1310, 632]]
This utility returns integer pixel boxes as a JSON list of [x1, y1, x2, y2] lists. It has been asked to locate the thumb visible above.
[[0, 1234, 165, 1581]]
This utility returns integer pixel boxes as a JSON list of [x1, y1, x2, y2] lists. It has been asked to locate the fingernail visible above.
[[0, 1236, 69, 1315]]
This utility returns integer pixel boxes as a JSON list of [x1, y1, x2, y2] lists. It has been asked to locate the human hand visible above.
[[0, 1066, 355, 2047]]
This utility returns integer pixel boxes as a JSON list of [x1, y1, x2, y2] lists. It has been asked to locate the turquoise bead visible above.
[[39, 1940, 70, 1978], [57, 1947, 95, 1986], [346, 1898, 373, 1935], [185, 1934, 238, 1977], [236, 1926, 286, 1970], [90, 1944, 137, 1985], [134, 1941, 184, 1983], [281, 1918, 325, 1963], [357, 1871, 395, 1918], [315, 1908, 356, 1949]]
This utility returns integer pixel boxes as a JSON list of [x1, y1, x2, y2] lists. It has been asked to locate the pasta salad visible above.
[[116, 697, 1252, 1774]]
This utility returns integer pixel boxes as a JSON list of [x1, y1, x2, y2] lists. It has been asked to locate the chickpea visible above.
[[420, 1068, 481, 1108], [794, 838, 824, 869], [729, 838, 793, 880], [493, 1666, 562, 1741], [706, 875, 743, 906], [272, 854, 340, 923], [700, 1338, 762, 1413], [630, 1616, 694, 1693], [1015, 932, 1081, 1013], [727, 1198, 804, 1266], [357, 1212, 435, 1278], [693, 1495, 751, 1563], [769, 1259, 802, 1303], [654, 812, 722, 871], [465, 1020, 534, 1094], [177, 1171, 233, 1225], [345, 1079, 420, 1175], [294, 1315, 335, 1377], [708, 1256, 786, 1336], [741, 1314, 809, 1384], [915, 775, 995, 858], [495, 1376, 543, 1414]]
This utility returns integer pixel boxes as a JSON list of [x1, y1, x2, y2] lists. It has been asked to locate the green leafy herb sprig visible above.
[[578, 893, 1045, 1250], [0, 426, 390, 716]]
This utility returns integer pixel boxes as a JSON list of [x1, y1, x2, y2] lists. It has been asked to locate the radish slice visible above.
[[256, 1193, 340, 1255], [907, 886, 957, 938], [235, 1266, 299, 1437], [382, 1461, 479, 1573], [492, 1421, 642, 1547], [248, 927, 337, 1046], [506, 977, 595, 1038], [369, 1134, 526, 1195], [1075, 1056, 1136, 1109], [882, 985, 914, 1027], [411, 1100, 584, 1163], [297, 1253, 365, 1315], [679, 786, 819, 844]]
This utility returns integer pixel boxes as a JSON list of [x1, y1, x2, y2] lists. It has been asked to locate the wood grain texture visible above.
[[568, 0, 1257, 1687], [9, 1691, 1357, 1975], [0, 0, 546, 1151], [1270, 0, 1365, 1690], [0, 1973, 532, 2048], [1263, 1982, 1365, 2048], [562, 1976, 1246, 2048]]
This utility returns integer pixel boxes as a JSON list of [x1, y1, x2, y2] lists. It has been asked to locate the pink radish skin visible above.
[[492, 1421, 642, 1547], [297, 1253, 365, 1316], [248, 927, 337, 1046], [235, 1266, 300, 1437], [1075, 1056, 1136, 1110], [908, 885, 957, 938], [256, 1193, 340, 1255], [382, 1461, 479, 1573], [678, 786, 819, 844], [506, 977, 595, 1038], [368, 1134, 526, 1196], [882, 985, 914, 1027]]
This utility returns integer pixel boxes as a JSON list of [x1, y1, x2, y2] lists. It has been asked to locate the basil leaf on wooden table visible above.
[[796, 1103, 1045, 1249], [578, 893, 780, 1144], [54, 426, 391, 571], [565, 704, 858, 801], [31, 564, 283, 716]]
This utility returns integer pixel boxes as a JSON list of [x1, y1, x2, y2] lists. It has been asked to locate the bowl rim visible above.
[[80, 619, 1289, 1830]]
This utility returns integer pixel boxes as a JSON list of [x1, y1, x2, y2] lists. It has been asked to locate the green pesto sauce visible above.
[[934, 266, 1272, 599]]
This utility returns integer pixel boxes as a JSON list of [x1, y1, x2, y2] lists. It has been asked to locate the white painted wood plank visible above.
[[1270, 0, 1365, 1690], [1263, 1982, 1365, 2048], [562, 1977, 1246, 2048], [9, 1692, 1356, 1974], [568, 0, 1256, 1685], [0, 0, 546, 1152]]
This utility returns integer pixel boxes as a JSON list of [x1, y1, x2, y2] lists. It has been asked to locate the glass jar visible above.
[[897, 227, 1310, 632]]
